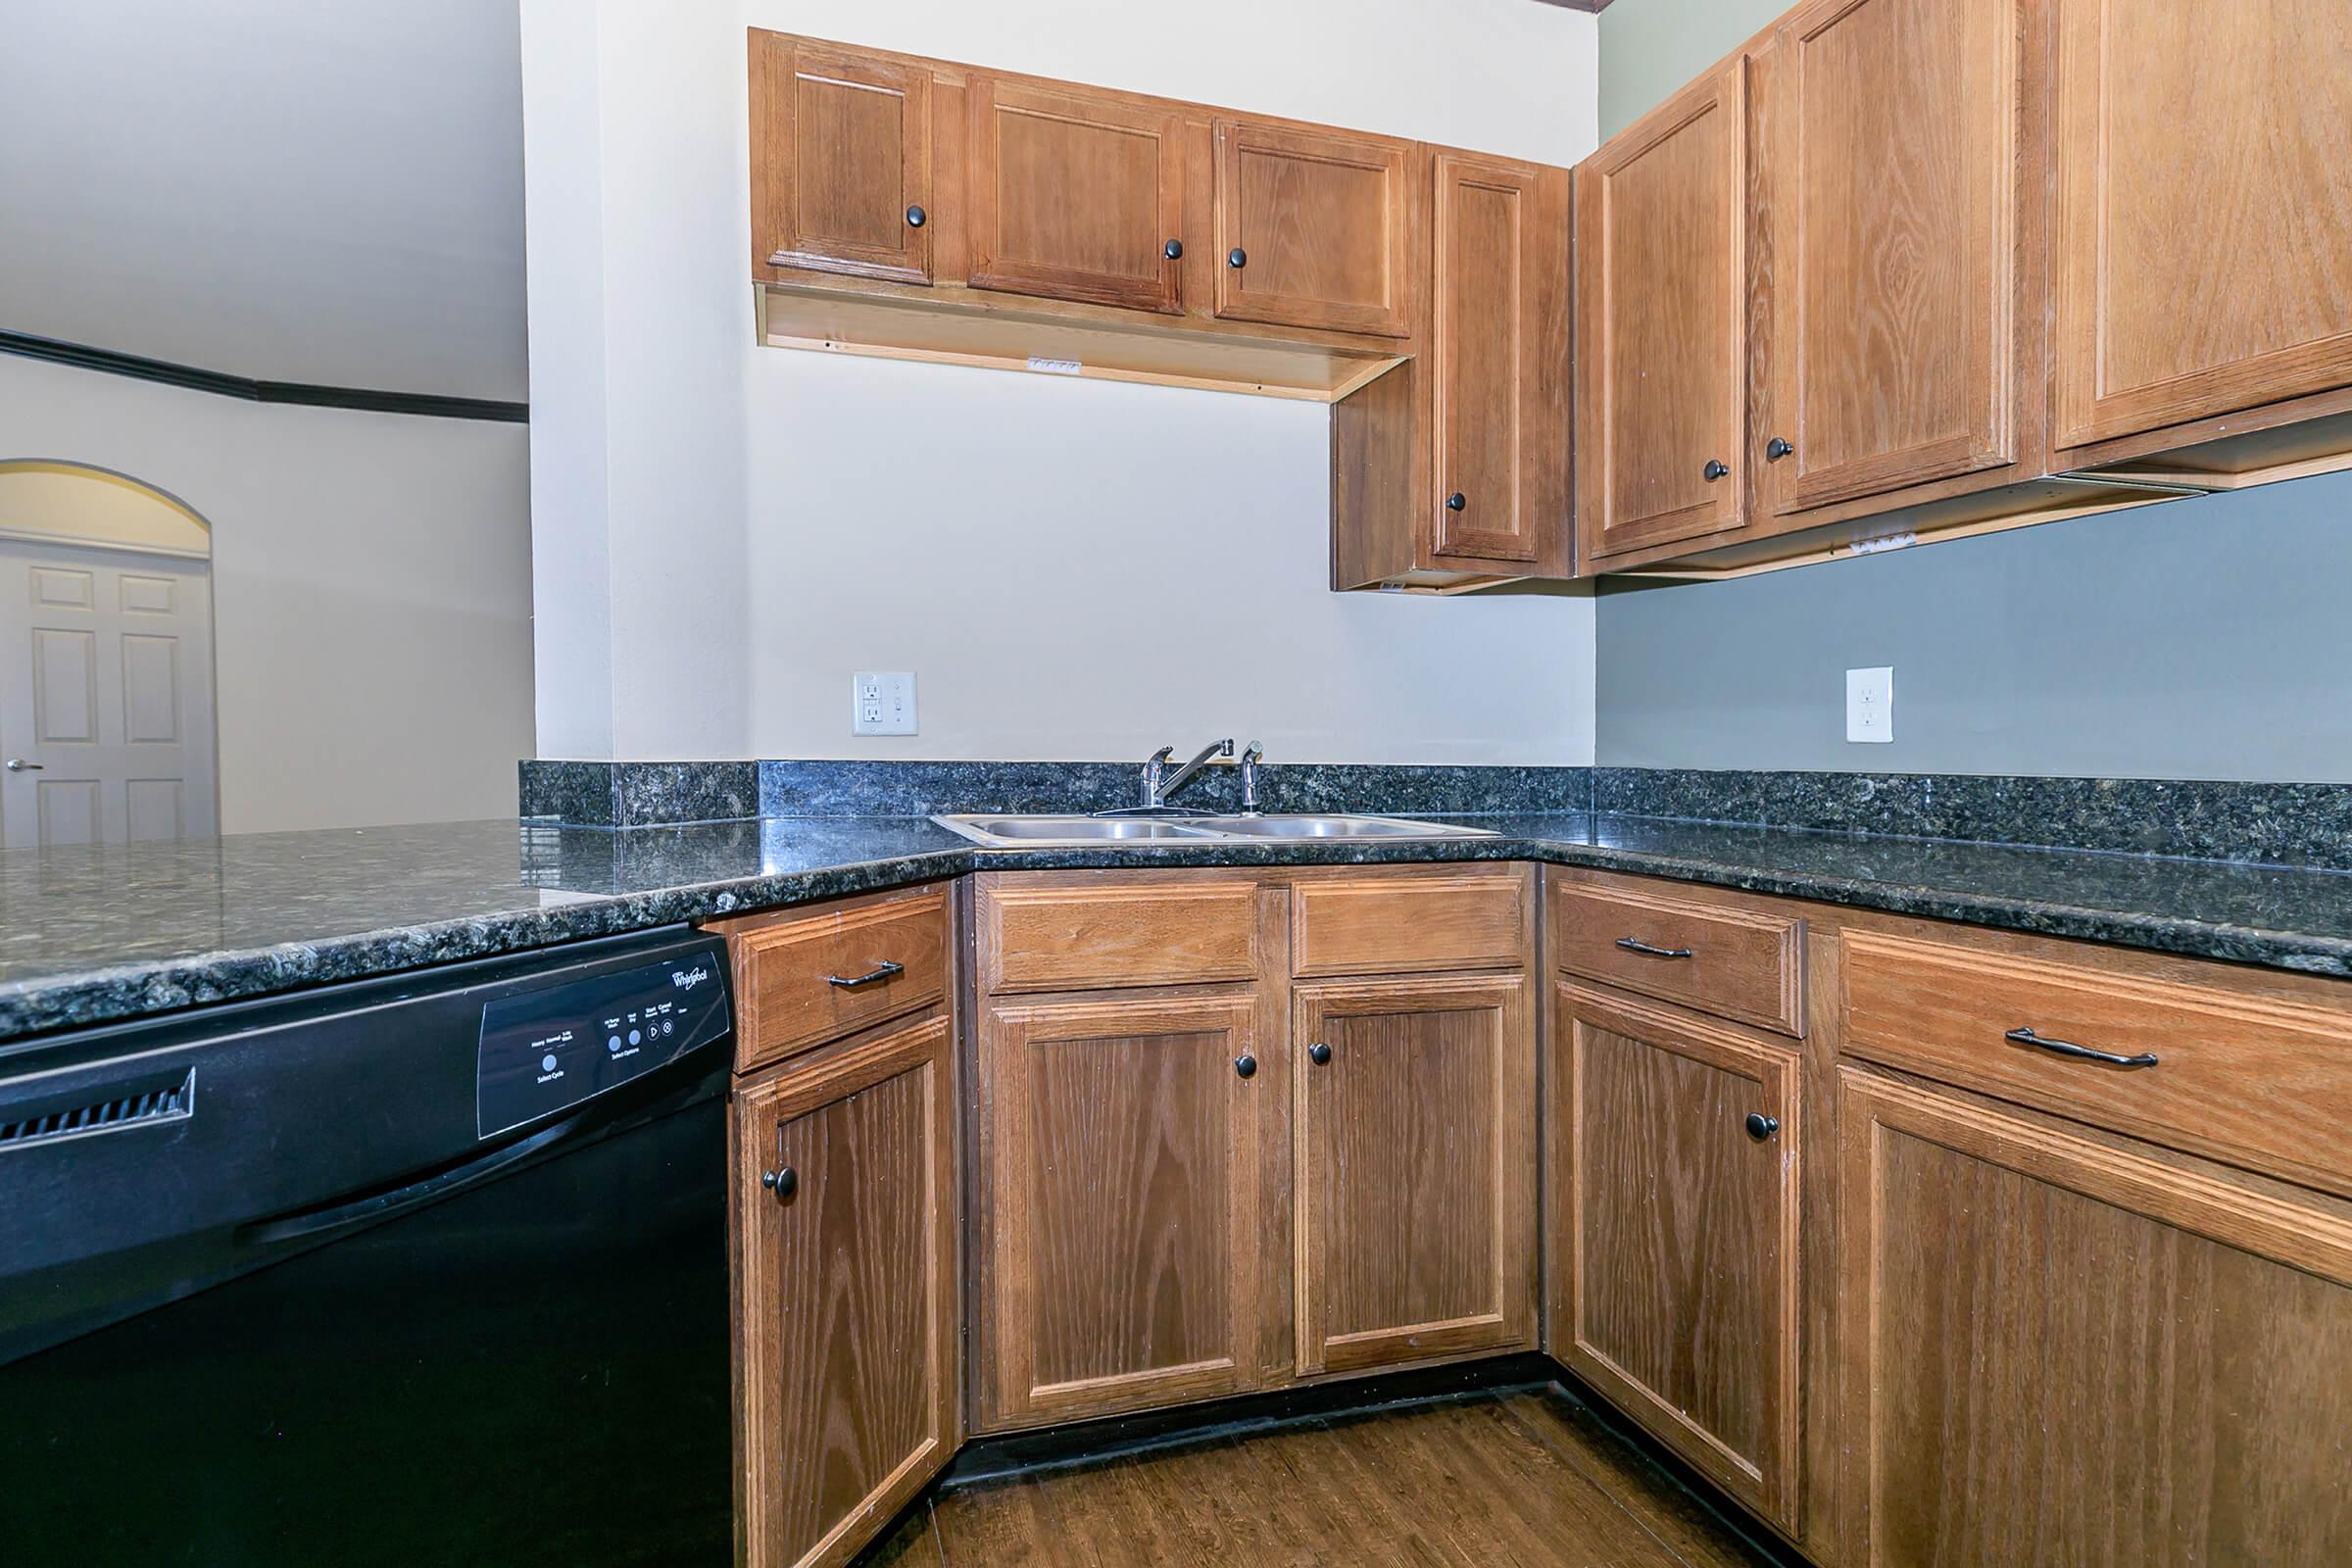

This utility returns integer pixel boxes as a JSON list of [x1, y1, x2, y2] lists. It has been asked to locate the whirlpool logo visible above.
[[671, 964, 712, 992]]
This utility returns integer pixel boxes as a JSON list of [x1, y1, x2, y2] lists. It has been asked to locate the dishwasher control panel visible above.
[[476, 946, 731, 1137]]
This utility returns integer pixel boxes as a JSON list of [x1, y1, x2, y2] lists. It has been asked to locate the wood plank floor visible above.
[[859, 1387, 1773, 1568]]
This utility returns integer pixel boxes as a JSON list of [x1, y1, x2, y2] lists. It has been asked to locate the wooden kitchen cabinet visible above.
[[1550, 981, 1801, 1534], [2052, 0, 2352, 453], [1294, 973, 1537, 1376], [732, 1015, 958, 1568], [1574, 61, 1749, 563], [748, 35, 933, 285], [1755, 0, 2034, 521], [965, 77, 1188, 314], [974, 991, 1273, 1430], [1837, 1066, 2352, 1566], [1213, 121, 1416, 339]]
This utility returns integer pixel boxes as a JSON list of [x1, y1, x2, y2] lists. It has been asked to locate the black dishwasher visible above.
[[0, 927, 735, 1567]]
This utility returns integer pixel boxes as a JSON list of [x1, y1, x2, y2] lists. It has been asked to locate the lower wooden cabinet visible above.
[[1295, 973, 1537, 1374], [1837, 1066, 2352, 1567], [1549, 981, 1802, 1534], [732, 1015, 958, 1568], [974, 992, 1272, 1430]]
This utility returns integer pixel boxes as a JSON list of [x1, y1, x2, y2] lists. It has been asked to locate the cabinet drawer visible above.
[[978, 878, 1260, 994], [1291, 870, 1527, 977], [726, 888, 947, 1071], [1841, 930, 2352, 1200], [1548, 877, 1804, 1036]]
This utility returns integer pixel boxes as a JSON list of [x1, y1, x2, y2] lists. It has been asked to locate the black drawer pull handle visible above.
[[2005, 1027, 2157, 1069], [823, 959, 904, 990], [1615, 937, 1694, 960], [1744, 1112, 1779, 1142]]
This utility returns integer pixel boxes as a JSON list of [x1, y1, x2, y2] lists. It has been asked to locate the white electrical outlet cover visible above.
[[852, 671, 917, 736], [1846, 666, 1893, 744]]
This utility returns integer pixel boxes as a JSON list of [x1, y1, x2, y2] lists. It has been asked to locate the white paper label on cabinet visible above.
[[1026, 357, 1082, 376], [1848, 529, 1919, 557]]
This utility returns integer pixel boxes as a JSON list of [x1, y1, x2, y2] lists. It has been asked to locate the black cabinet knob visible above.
[[905, 204, 927, 228], [761, 1166, 799, 1200], [1308, 1042, 1332, 1066], [1227, 247, 1248, 269], [1703, 459, 1731, 482], [1446, 492, 1467, 513], [1235, 1054, 1258, 1079], [1164, 238, 1185, 260], [1765, 436, 1793, 461], [1743, 1113, 1779, 1142]]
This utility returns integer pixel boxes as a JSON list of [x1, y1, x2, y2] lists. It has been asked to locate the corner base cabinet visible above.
[[732, 1016, 959, 1568]]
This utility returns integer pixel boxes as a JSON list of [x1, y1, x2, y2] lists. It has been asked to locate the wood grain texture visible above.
[[1556, 983, 1802, 1533], [1548, 873, 1805, 1036], [1762, 0, 2018, 514], [1576, 61, 1748, 560], [1290, 865, 1531, 978], [1430, 154, 1537, 563], [1295, 973, 1537, 1375], [965, 78, 1186, 314], [924, 1389, 1757, 1568], [1330, 358, 1423, 588], [2054, 0, 2352, 448], [750, 35, 932, 285], [976, 873, 1261, 994], [732, 1014, 957, 1568], [719, 886, 948, 1070], [976, 993, 1266, 1429], [1214, 120, 1416, 339], [1838, 1067, 2352, 1566], [1840, 926, 2352, 1200]]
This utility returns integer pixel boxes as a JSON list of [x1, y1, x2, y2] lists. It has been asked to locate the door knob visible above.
[[1227, 247, 1248, 269], [905, 204, 927, 228], [1164, 238, 1185, 260], [1308, 1042, 1332, 1066], [1744, 1113, 1779, 1142], [1446, 492, 1467, 512], [760, 1166, 799, 1200], [3, 759, 40, 771], [1703, 459, 1731, 482], [1234, 1054, 1258, 1079], [1765, 436, 1793, 462]]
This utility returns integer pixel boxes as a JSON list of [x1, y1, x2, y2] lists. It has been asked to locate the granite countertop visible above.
[[5, 810, 2350, 1047]]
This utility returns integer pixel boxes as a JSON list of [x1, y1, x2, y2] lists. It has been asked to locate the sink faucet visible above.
[[1142, 739, 1232, 809], [1239, 742, 1263, 814]]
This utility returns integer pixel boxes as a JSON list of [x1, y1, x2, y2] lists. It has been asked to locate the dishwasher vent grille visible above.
[[0, 1068, 195, 1151]]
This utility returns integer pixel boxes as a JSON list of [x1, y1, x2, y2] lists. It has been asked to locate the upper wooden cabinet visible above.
[[2052, 0, 2352, 451], [1575, 62, 1748, 563], [1294, 973, 1538, 1377], [1211, 122, 1416, 339], [966, 78, 1188, 314], [749, 37, 933, 285], [1756, 0, 2027, 519]]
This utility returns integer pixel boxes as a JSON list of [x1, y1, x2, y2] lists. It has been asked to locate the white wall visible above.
[[522, 0, 1600, 764], [0, 355, 536, 833]]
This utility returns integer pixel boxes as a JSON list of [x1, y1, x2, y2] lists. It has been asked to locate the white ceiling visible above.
[[0, 1, 528, 403]]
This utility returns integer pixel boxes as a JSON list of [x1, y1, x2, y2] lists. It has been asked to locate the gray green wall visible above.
[[1591, 0, 2352, 783]]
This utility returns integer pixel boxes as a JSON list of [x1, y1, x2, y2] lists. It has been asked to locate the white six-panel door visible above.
[[0, 538, 218, 847]]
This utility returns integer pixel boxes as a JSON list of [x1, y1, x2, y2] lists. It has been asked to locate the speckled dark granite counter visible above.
[[5, 811, 2349, 1047]]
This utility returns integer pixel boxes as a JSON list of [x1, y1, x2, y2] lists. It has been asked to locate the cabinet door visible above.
[[976, 993, 1268, 1429], [2054, 0, 2352, 448], [1431, 155, 1566, 564], [1838, 1068, 2352, 1566], [1552, 983, 1799, 1532], [967, 79, 1187, 314], [1762, 0, 2019, 516], [1575, 63, 1747, 561], [749, 35, 932, 285], [1295, 974, 1536, 1376], [734, 1016, 957, 1568], [1213, 121, 1413, 338]]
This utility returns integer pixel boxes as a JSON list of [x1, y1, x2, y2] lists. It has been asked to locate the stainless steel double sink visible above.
[[931, 812, 1496, 847]]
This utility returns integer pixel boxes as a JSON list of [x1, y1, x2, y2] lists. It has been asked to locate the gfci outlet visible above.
[[1846, 666, 1893, 744], [852, 671, 917, 736]]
